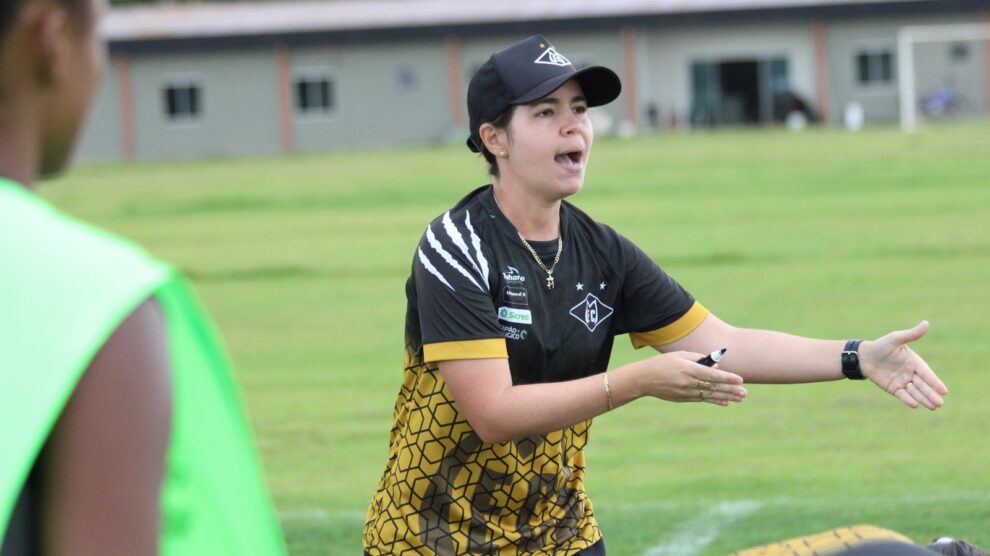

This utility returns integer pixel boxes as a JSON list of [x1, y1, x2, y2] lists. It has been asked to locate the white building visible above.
[[78, 0, 990, 161]]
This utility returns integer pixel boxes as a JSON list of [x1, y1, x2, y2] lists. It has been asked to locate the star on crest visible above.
[[599, 281, 607, 290], [576, 282, 584, 291]]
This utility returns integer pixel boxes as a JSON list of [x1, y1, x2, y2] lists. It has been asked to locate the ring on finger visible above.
[[697, 380, 713, 391]]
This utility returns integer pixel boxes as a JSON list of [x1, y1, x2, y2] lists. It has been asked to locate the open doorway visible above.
[[719, 60, 760, 123], [690, 57, 800, 127]]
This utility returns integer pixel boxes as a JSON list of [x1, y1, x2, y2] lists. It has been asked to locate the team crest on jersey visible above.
[[534, 46, 572, 67], [569, 293, 613, 332]]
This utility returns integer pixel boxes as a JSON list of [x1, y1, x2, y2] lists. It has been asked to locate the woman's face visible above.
[[40, 0, 106, 177], [501, 79, 593, 201]]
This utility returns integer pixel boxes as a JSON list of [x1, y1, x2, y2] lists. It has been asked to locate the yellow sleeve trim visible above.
[[423, 338, 508, 362], [629, 301, 709, 349]]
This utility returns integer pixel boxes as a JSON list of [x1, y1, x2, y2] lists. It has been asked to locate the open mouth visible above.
[[554, 150, 583, 171]]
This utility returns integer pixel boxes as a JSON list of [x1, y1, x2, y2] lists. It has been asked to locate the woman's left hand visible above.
[[861, 320, 948, 410]]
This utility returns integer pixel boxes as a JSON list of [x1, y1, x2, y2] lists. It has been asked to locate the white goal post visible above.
[[898, 23, 990, 131]]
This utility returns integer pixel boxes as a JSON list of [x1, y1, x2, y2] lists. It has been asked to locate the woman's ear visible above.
[[479, 123, 507, 157], [24, 3, 71, 88]]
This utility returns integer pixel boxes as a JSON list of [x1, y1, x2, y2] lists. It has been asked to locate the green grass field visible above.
[[45, 121, 990, 555]]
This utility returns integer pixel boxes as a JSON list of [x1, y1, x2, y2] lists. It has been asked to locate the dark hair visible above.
[[478, 106, 516, 178], [927, 538, 990, 556], [1, 0, 92, 41], [0, 0, 29, 37]]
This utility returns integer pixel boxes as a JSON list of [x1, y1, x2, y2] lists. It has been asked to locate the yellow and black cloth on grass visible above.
[[732, 525, 917, 555], [364, 186, 709, 555]]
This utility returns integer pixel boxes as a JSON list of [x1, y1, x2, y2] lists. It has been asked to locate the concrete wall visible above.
[[75, 61, 123, 162], [129, 49, 281, 160], [290, 39, 452, 152], [825, 11, 985, 123]]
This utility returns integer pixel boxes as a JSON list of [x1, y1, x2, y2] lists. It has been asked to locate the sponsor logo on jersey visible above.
[[501, 266, 526, 284], [569, 293, 614, 333], [501, 324, 528, 341], [534, 46, 571, 67], [503, 286, 529, 306], [498, 306, 532, 324]]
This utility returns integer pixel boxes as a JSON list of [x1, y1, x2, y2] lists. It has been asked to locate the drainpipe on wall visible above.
[[620, 26, 639, 132], [114, 54, 136, 161], [811, 18, 831, 124], [983, 9, 990, 112], [276, 44, 294, 155], [444, 35, 466, 135]]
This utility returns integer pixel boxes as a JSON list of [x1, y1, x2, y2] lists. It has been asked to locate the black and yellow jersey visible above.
[[364, 185, 709, 555]]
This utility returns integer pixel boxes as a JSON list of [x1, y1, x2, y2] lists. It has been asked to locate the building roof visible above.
[[103, 0, 937, 42]]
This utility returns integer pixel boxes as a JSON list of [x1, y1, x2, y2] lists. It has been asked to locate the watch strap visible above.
[[842, 339, 865, 380]]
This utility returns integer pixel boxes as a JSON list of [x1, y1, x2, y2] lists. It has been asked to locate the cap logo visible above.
[[534, 46, 571, 67]]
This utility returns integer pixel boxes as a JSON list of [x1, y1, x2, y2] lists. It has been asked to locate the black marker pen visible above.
[[696, 348, 727, 367]]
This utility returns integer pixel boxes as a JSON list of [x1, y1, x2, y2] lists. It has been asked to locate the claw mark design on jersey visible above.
[[443, 211, 489, 291], [424, 223, 485, 291], [418, 248, 454, 291], [464, 212, 490, 287]]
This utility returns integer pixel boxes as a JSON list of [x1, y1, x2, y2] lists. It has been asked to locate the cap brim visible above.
[[514, 66, 622, 108]]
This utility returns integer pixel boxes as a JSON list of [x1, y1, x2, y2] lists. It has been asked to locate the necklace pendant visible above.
[[546, 275, 554, 289]]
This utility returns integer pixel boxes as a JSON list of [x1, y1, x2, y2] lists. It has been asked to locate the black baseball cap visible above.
[[466, 35, 622, 152]]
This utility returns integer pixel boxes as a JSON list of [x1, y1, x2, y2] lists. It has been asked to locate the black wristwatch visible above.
[[841, 339, 865, 380]]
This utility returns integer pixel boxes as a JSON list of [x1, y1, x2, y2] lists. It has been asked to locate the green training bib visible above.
[[0, 179, 286, 554]]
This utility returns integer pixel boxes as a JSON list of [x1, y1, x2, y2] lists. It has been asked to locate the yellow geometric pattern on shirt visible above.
[[731, 524, 915, 556], [363, 346, 601, 555]]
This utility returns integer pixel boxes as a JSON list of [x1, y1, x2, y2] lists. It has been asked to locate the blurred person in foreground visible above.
[[0, 0, 285, 554], [362, 34, 948, 555]]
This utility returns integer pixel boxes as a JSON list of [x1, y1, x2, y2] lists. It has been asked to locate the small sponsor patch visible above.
[[498, 306, 532, 324], [501, 324, 528, 341], [503, 286, 529, 306], [502, 266, 526, 284]]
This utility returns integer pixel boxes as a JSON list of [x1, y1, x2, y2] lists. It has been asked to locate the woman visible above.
[[0, 0, 284, 553], [363, 35, 947, 555]]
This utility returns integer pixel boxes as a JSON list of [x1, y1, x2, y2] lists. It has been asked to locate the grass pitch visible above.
[[45, 121, 990, 555]]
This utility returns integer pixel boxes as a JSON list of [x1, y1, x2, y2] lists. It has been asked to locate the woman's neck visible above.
[[0, 110, 39, 189], [492, 180, 561, 241]]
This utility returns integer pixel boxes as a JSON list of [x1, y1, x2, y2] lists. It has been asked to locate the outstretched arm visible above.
[[440, 349, 746, 444], [659, 313, 947, 409]]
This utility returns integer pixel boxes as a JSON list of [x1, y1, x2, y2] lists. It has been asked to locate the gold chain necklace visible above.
[[492, 190, 563, 289], [518, 232, 562, 289]]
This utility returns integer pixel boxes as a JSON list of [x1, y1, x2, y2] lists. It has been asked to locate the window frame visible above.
[[852, 45, 896, 93], [292, 67, 338, 121], [160, 75, 205, 125]]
